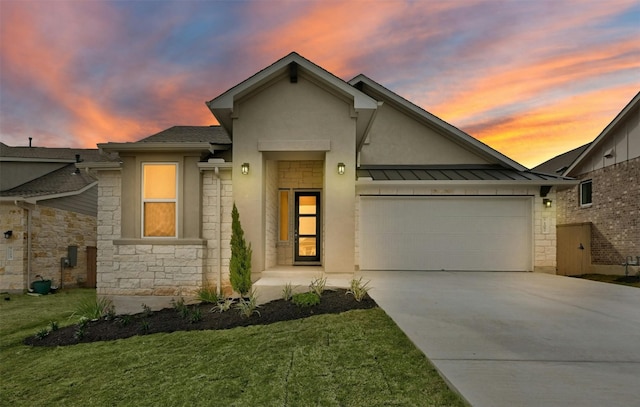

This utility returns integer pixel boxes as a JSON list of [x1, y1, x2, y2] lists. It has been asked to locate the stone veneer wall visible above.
[[0, 202, 96, 292], [97, 168, 236, 303], [202, 171, 233, 295], [557, 157, 640, 265], [276, 160, 324, 266], [355, 186, 557, 273]]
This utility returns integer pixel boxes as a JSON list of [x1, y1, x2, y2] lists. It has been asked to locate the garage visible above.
[[359, 196, 532, 271]]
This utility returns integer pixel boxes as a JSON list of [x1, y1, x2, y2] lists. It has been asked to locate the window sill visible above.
[[114, 238, 207, 246], [580, 203, 593, 208]]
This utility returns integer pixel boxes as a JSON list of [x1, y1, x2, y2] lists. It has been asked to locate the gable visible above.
[[360, 102, 492, 166], [566, 91, 640, 176]]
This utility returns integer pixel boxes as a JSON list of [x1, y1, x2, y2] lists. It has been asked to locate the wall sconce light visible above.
[[241, 163, 250, 175], [543, 199, 552, 208], [337, 162, 346, 175], [4, 230, 12, 239]]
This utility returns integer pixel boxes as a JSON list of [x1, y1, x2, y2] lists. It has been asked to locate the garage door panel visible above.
[[360, 196, 532, 271]]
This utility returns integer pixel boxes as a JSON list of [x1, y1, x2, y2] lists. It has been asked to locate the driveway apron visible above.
[[364, 271, 640, 407]]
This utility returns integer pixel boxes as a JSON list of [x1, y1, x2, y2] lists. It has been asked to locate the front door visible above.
[[294, 191, 321, 263]]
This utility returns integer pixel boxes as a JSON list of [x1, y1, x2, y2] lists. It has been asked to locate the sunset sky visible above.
[[1, 0, 638, 168]]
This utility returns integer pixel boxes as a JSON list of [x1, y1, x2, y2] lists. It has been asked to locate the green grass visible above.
[[572, 273, 640, 288], [0, 289, 464, 407]]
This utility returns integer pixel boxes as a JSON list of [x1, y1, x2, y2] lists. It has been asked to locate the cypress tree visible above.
[[229, 203, 252, 296]]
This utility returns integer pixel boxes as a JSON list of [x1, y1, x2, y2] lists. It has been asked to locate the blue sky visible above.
[[1, 0, 638, 168]]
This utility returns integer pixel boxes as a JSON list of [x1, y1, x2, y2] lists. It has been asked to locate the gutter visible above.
[[356, 178, 579, 188]]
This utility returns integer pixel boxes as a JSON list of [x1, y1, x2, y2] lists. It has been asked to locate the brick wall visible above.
[[557, 157, 640, 265]]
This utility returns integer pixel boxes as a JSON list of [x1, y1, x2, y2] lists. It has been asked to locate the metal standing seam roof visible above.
[[357, 165, 573, 182]]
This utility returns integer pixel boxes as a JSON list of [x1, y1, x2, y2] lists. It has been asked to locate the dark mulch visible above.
[[24, 289, 377, 347]]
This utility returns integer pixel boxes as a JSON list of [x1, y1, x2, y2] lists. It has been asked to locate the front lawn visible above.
[[0, 289, 464, 406]]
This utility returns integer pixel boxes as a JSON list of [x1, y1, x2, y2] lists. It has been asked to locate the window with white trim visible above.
[[579, 179, 592, 207], [142, 163, 177, 237]]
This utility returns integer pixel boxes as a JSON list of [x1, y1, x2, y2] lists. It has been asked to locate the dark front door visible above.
[[294, 191, 321, 263]]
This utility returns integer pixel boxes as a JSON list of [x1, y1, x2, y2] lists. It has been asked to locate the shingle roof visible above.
[[532, 144, 589, 175], [138, 126, 231, 144], [0, 142, 102, 162], [0, 164, 96, 198], [357, 165, 571, 182]]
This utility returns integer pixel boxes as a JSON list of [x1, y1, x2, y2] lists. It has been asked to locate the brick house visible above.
[[82, 52, 575, 311], [537, 92, 639, 275], [0, 143, 101, 292]]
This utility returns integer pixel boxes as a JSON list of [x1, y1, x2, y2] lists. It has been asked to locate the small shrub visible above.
[[74, 297, 114, 320], [77, 316, 90, 329], [230, 203, 252, 296], [236, 291, 260, 318], [309, 276, 327, 297], [282, 282, 296, 301], [116, 315, 132, 327], [49, 321, 59, 331], [188, 308, 202, 324], [141, 303, 153, 317], [171, 297, 190, 319], [139, 320, 150, 334], [35, 327, 50, 340], [346, 277, 372, 302], [74, 326, 86, 340], [292, 292, 320, 307], [196, 285, 220, 304], [213, 298, 234, 313]]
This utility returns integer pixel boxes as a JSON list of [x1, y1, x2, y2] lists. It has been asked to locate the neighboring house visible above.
[[537, 92, 639, 275], [83, 52, 574, 310], [0, 142, 101, 292]]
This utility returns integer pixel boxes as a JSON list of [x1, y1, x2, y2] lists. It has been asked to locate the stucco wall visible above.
[[356, 185, 557, 273], [232, 74, 357, 274], [558, 157, 640, 266], [359, 96, 493, 166]]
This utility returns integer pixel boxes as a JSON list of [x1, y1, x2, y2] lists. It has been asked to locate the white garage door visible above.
[[360, 196, 532, 271]]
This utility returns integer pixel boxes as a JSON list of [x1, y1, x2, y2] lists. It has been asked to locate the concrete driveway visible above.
[[363, 271, 640, 407]]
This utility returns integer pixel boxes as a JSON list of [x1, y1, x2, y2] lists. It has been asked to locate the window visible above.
[[279, 190, 289, 241], [580, 180, 592, 207], [142, 163, 177, 237]]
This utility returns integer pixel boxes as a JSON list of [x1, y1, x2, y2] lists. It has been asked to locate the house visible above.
[[537, 92, 639, 275], [0, 142, 101, 292], [84, 52, 574, 310]]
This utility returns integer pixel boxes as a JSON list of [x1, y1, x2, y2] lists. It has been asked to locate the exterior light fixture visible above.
[[241, 163, 250, 175], [4, 230, 12, 239], [337, 162, 346, 175], [543, 199, 552, 208]]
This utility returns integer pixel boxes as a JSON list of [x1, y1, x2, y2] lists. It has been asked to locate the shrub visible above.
[[49, 321, 59, 331], [346, 277, 372, 302], [74, 297, 114, 320], [116, 315, 132, 327], [236, 290, 260, 318], [282, 282, 296, 301], [188, 308, 202, 323], [292, 292, 320, 307], [171, 297, 190, 319], [196, 285, 220, 304], [141, 303, 153, 317], [230, 203, 252, 296], [309, 276, 327, 297], [213, 298, 234, 313], [35, 327, 50, 340]]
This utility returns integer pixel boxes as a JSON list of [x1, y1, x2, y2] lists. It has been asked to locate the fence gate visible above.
[[557, 223, 591, 276]]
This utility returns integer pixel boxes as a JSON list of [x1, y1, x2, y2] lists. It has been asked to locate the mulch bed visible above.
[[24, 289, 377, 347]]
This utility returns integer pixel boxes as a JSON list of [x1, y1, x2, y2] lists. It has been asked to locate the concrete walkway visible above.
[[363, 271, 640, 407]]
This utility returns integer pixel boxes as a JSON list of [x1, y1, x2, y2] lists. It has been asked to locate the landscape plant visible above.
[[213, 298, 234, 313], [292, 292, 320, 307], [347, 277, 372, 302], [196, 285, 220, 304], [281, 282, 296, 301], [73, 296, 114, 321], [229, 203, 252, 296], [1, 289, 465, 406], [236, 290, 260, 318], [309, 276, 327, 297]]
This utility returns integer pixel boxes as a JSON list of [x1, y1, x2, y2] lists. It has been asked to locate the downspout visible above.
[[14, 200, 32, 290], [215, 166, 222, 296]]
